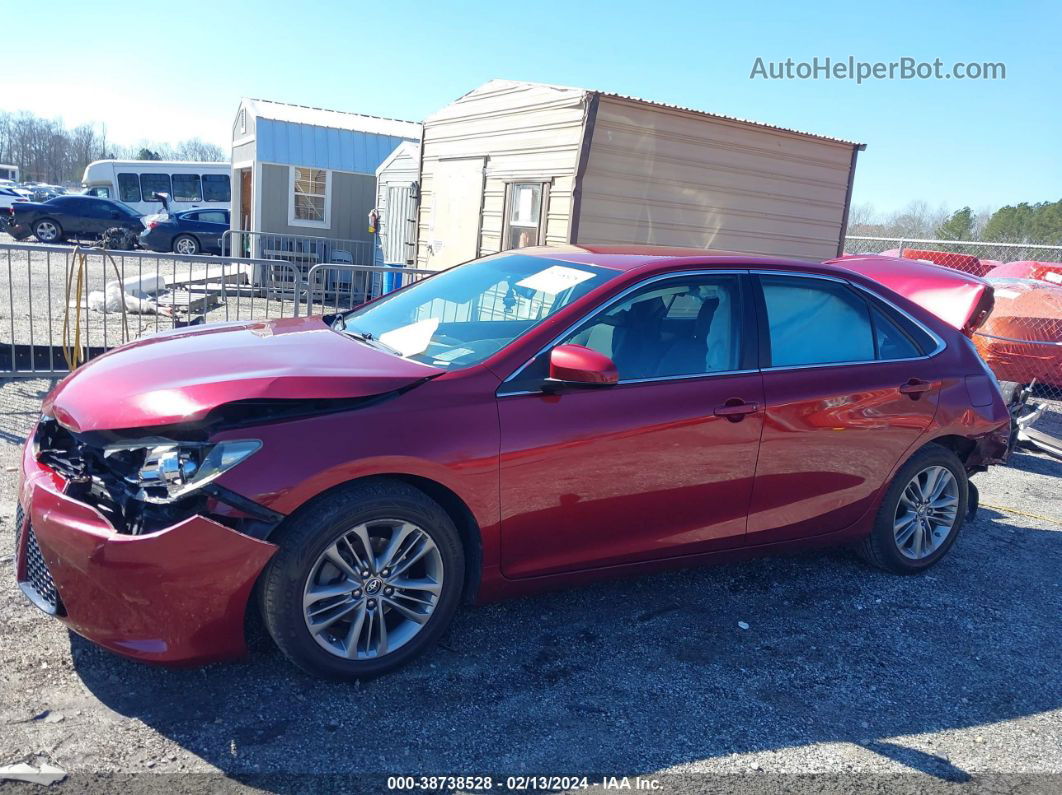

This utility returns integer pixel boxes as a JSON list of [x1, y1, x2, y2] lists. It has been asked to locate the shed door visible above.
[[382, 184, 417, 266], [427, 157, 484, 270]]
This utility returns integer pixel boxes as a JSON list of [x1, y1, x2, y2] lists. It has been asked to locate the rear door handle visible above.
[[899, 379, 933, 396], [714, 400, 759, 419]]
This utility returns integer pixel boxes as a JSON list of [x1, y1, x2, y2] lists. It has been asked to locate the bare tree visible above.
[[0, 110, 227, 183]]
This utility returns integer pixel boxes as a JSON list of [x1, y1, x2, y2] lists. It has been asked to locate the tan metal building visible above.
[[416, 79, 864, 270]]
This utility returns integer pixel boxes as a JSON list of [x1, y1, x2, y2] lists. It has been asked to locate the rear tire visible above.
[[172, 234, 200, 255], [33, 219, 62, 243], [259, 479, 465, 679], [858, 444, 968, 574]]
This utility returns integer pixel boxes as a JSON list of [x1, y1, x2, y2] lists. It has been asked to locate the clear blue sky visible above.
[[2, 0, 1058, 214]]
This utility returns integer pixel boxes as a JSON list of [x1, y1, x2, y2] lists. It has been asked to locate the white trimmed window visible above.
[[288, 166, 330, 228], [503, 182, 549, 250]]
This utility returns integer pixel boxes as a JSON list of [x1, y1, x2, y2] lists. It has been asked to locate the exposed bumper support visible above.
[[18, 444, 278, 664]]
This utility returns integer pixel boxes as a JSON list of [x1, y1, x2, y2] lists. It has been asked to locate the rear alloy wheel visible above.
[[259, 479, 464, 679], [173, 234, 200, 255], [858, 444, 968, 573], [33, 219, 62, 243], [893, 466, 959, 560]]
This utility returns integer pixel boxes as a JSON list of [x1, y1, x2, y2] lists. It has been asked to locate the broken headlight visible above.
[[106, 439, 262, 504]]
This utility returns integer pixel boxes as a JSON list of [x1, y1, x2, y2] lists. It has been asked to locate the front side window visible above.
[[563, 275, 745, 380], [140, 173, 171, 202], [290, 167, 328, 226], [117, 173, 140, 202], [202, 174, 231, 202], [760, 275, 875, 367], [87, 185, 112, 199], [505, 183, 546, 250], [338, 254, 618, 369], [172, 174, 202, 202]]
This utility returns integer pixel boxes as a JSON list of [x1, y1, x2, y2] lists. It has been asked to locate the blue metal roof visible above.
[[255, 118, 415, 175]]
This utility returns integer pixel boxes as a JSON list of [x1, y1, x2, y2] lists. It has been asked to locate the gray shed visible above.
[[374, 142, 421, 268], [416, 80, 864, 269], [230, 98, 420, 266]]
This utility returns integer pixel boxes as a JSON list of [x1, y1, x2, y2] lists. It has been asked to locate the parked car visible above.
[[27, 185, 66, 203], [986, 259, 1062, 285], [878, 247, 992, 277], [16, 248, 1010, 678], [139, 208, 230, 255], [10, 195, 144, 244], [0, 186, 29, 210], [976, 261, 1062, 388]]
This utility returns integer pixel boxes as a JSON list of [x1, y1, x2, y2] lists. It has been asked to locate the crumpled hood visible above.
[[43, 316, 443, 432]]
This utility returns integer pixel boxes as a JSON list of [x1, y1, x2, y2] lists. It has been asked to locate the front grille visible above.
[[19, 522, 62, 615], [14, 501, 24, 547]]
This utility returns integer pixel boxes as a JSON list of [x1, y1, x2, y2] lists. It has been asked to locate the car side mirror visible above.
[[546, 344, 618, 388]]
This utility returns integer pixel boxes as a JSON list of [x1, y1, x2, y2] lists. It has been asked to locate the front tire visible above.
[[259, 479, 465, 679], [858, 444, 968, 574], [33, 219, 62, 243], [173, 234, 200, 255]]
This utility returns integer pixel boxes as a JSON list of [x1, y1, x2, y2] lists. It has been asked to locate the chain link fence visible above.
[[846, 236, 1062, 444]]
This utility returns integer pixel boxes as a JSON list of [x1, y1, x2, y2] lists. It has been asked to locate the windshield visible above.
[[337, 253, 619, 368]]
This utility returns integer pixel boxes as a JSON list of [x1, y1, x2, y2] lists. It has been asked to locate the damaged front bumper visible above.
[[14, 428, 279, 664]]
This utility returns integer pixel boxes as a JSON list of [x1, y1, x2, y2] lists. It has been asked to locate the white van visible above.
[[81, 160, 231, 215]]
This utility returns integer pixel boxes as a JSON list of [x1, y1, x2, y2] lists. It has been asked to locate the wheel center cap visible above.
[[364, 578, 383, 595]]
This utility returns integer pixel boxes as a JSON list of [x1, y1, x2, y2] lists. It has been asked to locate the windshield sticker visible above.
[[993, 288, 1020, 299], [378, 317, 440, 357], [516, 265, 596, 295], [433, 346, 475, 362]]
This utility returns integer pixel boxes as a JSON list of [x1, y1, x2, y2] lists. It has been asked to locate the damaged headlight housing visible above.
[[107, 439, 262, 504]]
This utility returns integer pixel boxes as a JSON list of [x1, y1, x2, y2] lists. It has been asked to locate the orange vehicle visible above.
[[976, 261, 1062, 388]]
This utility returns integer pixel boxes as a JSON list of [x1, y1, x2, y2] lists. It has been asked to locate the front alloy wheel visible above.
[[303, 520, 444, 660], [259, 479, 464, 679]]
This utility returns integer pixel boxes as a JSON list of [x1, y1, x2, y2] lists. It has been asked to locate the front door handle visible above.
[[899, 379, 933, 397], [714, 399, 759, 420]]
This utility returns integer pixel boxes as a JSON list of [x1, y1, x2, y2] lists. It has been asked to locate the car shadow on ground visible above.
[[70, 460, 1061, 787]]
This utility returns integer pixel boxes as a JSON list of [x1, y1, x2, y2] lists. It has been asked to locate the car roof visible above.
[[511, 244, 841, 276], [510, 245, 989, 289]]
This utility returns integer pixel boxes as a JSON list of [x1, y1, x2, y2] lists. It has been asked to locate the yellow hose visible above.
[[62, 245, 131, 370], [980, 502, 1061, 526]]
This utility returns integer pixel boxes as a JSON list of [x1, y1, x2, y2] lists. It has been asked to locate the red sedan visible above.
[[16, 248, 1010, 678]]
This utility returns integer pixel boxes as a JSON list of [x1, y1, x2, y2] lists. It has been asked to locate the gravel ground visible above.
[[0, 376, 1059, 794]]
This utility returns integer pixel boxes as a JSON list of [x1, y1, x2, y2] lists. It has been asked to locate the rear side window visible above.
[[196, 210, 228, 224], [140, 173, 171, 201], [202, 174, 230, 202], [760, 276, 874, 367], [870, 304, 923, 360], [172, 174, 202, 201]]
